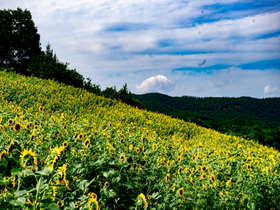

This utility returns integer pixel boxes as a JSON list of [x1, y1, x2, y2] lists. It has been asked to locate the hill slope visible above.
[[133, 93, 280, 148], [0, 71, 280, 209]]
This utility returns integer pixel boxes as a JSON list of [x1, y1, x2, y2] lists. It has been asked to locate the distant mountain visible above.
[[133, 92, 280, 149]]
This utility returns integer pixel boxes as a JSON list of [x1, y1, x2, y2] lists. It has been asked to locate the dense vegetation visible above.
[[133, 93, 280, 150], [0, 8, 143, 109], [0, 71, 280, 209]]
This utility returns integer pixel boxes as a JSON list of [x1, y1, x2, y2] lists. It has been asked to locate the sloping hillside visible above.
[[0, 71, 280, 209], [133, 93, 280, 149]]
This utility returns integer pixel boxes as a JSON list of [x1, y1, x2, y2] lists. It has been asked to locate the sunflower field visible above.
[[0, 71, 279, 210]]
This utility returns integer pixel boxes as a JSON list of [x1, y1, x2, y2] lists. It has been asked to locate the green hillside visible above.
[[1, 71, 280, 209], [133, 93, 280, 149]]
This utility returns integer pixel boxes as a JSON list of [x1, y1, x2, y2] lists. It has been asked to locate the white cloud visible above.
[[135, 75, 173, 93], [264, 85, 280, 95]]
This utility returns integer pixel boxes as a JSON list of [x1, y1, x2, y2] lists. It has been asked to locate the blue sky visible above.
[[1, 0, 280, 97]]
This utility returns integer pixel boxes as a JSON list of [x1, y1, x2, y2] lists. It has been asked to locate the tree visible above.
[[29, 43, 85, 88], [0, 8, 41, 74]]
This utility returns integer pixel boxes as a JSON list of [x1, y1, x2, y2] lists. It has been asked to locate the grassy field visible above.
[[0, 71, 279, 209]]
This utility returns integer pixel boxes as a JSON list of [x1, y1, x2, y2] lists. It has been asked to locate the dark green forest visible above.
[[133, 93, 280, 150], [0, 8, 143, 109]]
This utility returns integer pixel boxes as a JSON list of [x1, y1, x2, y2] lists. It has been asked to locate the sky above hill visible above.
[[2, 0, 280, 98]]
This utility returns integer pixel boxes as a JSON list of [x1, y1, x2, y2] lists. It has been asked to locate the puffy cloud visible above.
[[264, 85, 280, 95], [135, 75, 173, 93]]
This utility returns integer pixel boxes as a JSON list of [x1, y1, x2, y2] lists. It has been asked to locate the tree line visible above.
[[0, 8, 144, 109]]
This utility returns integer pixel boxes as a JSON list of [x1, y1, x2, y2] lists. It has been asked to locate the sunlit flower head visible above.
[[13, 123, 21, 132], [177, 187, 184, 197], [138, 193, 148, 209], [178, 166, 183, 174], [201, 165, 207, 172], [135, 147, 141, 154], [104, 181, 110, 188], [84, 139, 90, 148], [20, 148, 38, 170], [0, 150, 7, 160], [57, 201, 63, 208], [8, 119, 14, 125], [165, 173, 171, 183], [201, 173, 207, 179], [120, 155, 126, 163], [62, 141, 68, 148], [177, 156, 182, 162]]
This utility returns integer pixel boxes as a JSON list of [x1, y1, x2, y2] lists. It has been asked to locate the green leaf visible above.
[[23, 169, 35, 176], [108, 189, 117, 198], [78, 180, 91, 191], [48, 203, 61, 210], [247, 202, 256, 210], [152, 192, 159, 199], [14, 190, 29, 197], [36, 168, 51, 175], [11, 168, 22, 175], [9, 197, 26, 206]]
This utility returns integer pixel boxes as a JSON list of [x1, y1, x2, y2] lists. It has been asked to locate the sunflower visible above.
[[88, 197, 99, 210], [165, 173, 171, 183], [209, 175, 215, 182], [201, 173, 207, 179], [219, 189, 227, 196], [8, 119, 14, 125], [246, 164, 252, 170], [138, 193, 148, 209], [27, 197, 35, 206], [57, 201, 63, 208], [0, 150, 7, 160], [62, 141, 68, 148], [88, 192, 98, 200], [201, 165, 207, 172], [177, 156, 182, 162], [177, 187, 184, 197], [84, 139, 90, 148], [39, 106, 44, 111], [7, 140, 15, 154], [104, 181, 110, 188], [25, 123, 30, 129], [120, 155, 126, 163], [20, 148, 38, 170], [135, 147, 141, 154], [178, 166, 183, 174], [147, 195, 152, 200], [13, 123, 21, 132]]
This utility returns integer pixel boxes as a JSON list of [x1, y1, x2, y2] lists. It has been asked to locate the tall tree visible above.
[[0, 8, 41, 74]]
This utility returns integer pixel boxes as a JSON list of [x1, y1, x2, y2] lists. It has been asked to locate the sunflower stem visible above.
[[34, 175, 42, 210]]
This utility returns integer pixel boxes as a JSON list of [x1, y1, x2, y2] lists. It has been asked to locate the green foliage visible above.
[[0, 8, 41, 74], [28, 43, 85, 88], [133, 93, 280, 149]]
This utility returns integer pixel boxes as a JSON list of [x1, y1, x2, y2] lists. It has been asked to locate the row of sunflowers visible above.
[[0, 71, 279, 209]]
